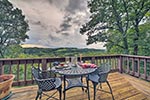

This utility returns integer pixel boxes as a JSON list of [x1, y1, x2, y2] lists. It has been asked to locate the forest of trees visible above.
[[80, 0, 150, 56], [5, 46, 106, 58]]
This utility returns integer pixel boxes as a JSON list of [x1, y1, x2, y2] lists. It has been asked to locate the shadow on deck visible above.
[[10, 72, 150, 100]]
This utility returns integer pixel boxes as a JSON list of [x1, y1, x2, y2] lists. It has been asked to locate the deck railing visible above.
[[0, 54, 150, 86], [120, 55, 150, 81]]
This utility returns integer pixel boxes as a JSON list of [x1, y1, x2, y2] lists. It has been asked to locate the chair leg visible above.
[[58, 86, 62, 100], [106, 81, 114, 100], [86, 78, 90, 100], [36, 89, 42, 100], [99, 83, 102, 89], [63, 91, 66, 100], [35, 93, 39, 100], [92, 82, 97, 100]]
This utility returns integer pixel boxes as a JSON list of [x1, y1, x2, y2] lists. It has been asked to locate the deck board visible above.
[[122, 73, 150, 97], [9, 72, 150, 100]]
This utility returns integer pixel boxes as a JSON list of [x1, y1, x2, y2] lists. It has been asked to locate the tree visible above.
[[5, 44, 23, 58], [128, 22, 150, 56], [0, 0, 29, 58], [80, 0, 150, 55]]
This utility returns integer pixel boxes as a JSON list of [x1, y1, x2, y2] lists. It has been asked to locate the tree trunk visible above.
[[133, 23, 140, 55], [133, 38, 138, 55], [123, 34, 129, 54]]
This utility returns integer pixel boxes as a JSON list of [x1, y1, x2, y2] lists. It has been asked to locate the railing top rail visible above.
[[120, 54, 150, 59], [0, 57, 63, 61], [0, 54, 150, 61]]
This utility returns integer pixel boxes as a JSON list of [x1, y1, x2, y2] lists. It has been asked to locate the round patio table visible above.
[[52, 65, 97, 100]]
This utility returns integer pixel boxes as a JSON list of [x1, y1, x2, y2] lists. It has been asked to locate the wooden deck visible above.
[[9, 72, 150, 100]]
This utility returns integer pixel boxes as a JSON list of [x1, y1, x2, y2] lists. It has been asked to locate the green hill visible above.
[[23, 47, 106, 57]]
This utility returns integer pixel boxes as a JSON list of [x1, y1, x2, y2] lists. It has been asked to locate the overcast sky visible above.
[[10, 0, 105, 49]]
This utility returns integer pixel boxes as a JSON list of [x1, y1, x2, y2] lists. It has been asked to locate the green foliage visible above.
[[23, 47, 106, 58], [80, 0, 130, 53], [80, 0, 150, 55], [3, 45, 106, 58], [0, 0, 29, 58], [5, 44, 23, 58], [136, 23, 150, 56]]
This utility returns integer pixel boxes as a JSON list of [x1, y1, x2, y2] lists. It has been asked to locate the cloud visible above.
[[65, 0, 87, 14], [9, 0, 106, 49], [60, 22, 72, 32]]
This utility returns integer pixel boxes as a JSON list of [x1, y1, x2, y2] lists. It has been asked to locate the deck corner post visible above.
[[0, 61, 4, 75], [118, 55, 123, 73]]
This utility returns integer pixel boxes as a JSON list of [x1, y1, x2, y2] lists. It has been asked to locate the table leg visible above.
[[86, 76, 90, 100], [81, 76, 84, 91]]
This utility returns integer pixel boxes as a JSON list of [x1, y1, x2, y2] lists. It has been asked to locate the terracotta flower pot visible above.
[[0, 74, 15, 99]]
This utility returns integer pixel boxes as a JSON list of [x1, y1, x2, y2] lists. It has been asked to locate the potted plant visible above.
[[0, 74, 15, 99]]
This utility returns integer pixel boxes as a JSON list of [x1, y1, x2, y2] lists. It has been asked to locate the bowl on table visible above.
[[55, 63, 69, 69]]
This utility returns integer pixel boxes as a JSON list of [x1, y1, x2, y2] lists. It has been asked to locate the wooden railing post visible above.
[[42, 59, 47, 70], [91, 57, 95, 64], [118, 55, 123, 73], [144, 59, 147, 79], [0, 61, 4, 75], [41, 59, 47, 78]]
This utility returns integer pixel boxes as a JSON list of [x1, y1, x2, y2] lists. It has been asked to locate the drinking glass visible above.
[[65, 56, 70, 64], [71, 56, 77, 67]]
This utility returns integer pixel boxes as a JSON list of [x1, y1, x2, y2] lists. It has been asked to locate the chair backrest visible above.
[[31, 66, 56, 91], [97, 63, 111, 83], [31, 66, 43, 79]]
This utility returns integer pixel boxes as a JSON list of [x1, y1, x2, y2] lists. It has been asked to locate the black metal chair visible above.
[[86, 63, 114, 100], [31, 66, 62, 100]]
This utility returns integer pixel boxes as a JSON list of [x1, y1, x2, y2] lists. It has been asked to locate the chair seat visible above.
[[88, 74, 99, 83], [54, 78, 62, 88]]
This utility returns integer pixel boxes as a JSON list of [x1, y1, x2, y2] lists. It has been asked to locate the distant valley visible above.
[[23, 47, 106, 57]]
